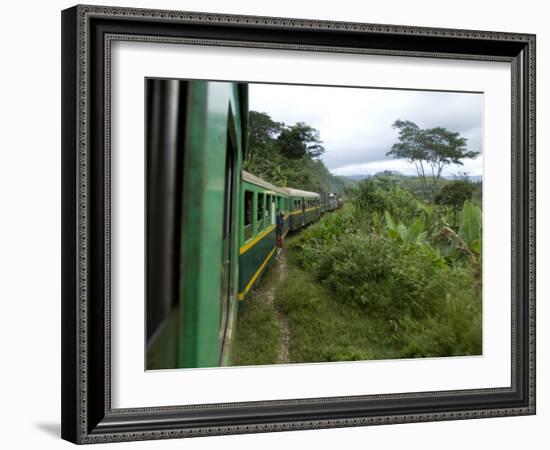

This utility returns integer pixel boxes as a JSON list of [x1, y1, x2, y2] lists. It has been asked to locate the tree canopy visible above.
[[276, 122, 325, 160], [387, 120, 479, 199], [435, 179, 477, 227], [243, 111, 345, 193]]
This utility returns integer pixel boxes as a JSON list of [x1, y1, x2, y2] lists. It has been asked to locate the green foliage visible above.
[[318, 236, 474, 320], [276, 122, 325, 159], [244, 110, 347, 193], [290, 209, 357, 269], [235, 298, 281, 366], [248, 111, 283, 150], [287, 202, 482, 359], [276, 266, 375, 363], [435, 180, 476, 209], [235, 266, 282, 366], [243, 111, 288, 186], [397, 293, 482, 357], [435, 180, 476, 226], [384, 211, 428, 247], [282, 222, 482, 361], [458, 200, 482, 255], [350, 178, 427, 227]]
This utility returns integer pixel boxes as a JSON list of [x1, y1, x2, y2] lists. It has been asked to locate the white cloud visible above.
[[332, 155, 483, 178], [249, 83, 483, 176]]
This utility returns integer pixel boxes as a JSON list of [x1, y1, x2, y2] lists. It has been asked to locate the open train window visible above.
[[266, 194, 271, 223], [244, 190, 253, 241], [257, 192, 264, 230]]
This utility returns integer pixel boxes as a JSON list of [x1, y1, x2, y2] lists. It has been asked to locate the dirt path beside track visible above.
[[253, 248, 291, 364]]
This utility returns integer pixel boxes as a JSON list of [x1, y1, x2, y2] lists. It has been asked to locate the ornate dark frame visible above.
[[61, 4, 536, 444]]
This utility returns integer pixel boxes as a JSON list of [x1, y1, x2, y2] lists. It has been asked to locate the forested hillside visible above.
[[243, 111, 352, 193]]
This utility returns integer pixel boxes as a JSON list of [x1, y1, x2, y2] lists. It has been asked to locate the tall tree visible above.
[[387, 120, 479, 200], [386, 120, 428, 187], [420, 127, 478, 189], [276, 122, 325, 160], [245, 111, 338, 192], [244, 111, 287, 185], [248, 111, 283, 150]]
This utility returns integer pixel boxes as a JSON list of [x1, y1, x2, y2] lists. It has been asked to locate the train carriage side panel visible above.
[[146, 80, 247, 370], [238, 172, 287, 304]]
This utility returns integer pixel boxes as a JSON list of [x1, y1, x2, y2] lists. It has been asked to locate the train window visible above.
[[270, 195, 276, 224], [266, 194, 271, 222], [257, 192, 264, 230], [244, 190, 253, 241]]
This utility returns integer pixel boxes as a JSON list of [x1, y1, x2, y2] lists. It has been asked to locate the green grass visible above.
[[277, 262, 380, 362], [277, 250, 429, 363], [235, 264, 281, 366]]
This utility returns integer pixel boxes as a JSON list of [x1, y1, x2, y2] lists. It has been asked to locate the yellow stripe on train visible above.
[[239, 224, 276, 255], [238, 246, 277, 301], [288, 206, 320, 216]]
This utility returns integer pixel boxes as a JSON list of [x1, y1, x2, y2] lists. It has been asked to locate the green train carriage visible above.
[[146, 79, 334, 370], [238, 171, 289, 304], [283, 188, 321, 231], [146, 79, 247, 369]]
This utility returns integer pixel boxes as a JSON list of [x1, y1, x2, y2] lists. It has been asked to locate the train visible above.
[[146, 79, 341, 370]]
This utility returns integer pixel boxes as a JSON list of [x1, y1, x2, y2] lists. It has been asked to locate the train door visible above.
[[301, 196, 306, 225]]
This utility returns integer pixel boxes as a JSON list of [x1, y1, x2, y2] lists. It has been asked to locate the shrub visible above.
[[350, 179, 428, 228], [290, 209, 358, 270], [314, 234, 478, 322], [435, 180, 476, 226]]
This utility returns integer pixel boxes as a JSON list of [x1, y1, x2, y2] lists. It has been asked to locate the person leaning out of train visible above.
[[276, 211, 284, 249]]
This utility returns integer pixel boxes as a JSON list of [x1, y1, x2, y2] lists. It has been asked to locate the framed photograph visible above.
[[61, 4, 536, 444]]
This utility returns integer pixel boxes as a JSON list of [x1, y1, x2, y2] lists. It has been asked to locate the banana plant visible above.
[[384, 211, 428, 246], [458, 200, 482, 255]]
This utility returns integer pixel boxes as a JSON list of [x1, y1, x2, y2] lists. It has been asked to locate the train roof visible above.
[[241, 171, 320, 198], [279, 187, 320, 198], [241, 170, 287, 195]]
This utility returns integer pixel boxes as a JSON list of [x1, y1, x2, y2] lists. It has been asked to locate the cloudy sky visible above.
[[249, 83, 483, 177]]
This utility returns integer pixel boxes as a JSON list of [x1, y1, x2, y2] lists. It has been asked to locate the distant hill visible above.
[[328, 175, 359, 193], [446, 174, 482, 182], [341, 174, 370, 181], [336, 173, 482, 182]]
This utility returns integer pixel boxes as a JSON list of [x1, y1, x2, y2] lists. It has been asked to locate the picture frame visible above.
[[61, 4, 536, 444]]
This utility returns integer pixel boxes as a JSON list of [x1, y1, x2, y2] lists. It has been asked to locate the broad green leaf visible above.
[[458, 200, 482, 245]]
